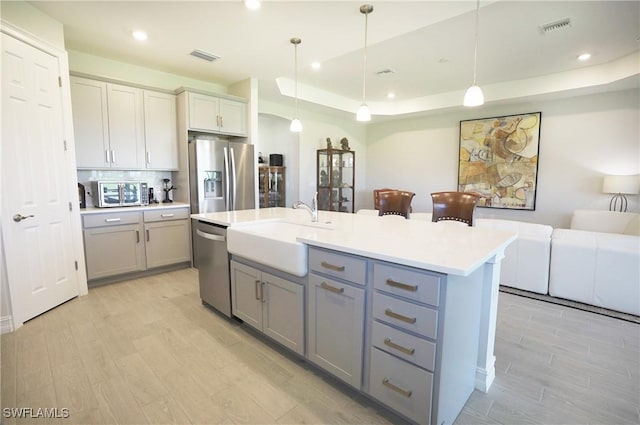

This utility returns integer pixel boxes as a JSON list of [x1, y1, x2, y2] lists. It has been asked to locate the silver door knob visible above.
[[13, 213, 34, 222]]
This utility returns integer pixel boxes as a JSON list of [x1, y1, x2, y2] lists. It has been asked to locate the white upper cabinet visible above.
[[70, 77, 110, 168], [71, 76, 178, 170], [188, 92, 247, 136], [106, 83, 145, 169], [143, 91, 178, 170]]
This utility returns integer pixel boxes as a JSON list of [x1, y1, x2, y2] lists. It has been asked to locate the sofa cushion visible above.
[[549, 228, 640, 316], [624, 215, 640, 236], [570, 209, 639, 234]]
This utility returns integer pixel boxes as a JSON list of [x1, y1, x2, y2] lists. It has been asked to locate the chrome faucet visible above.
[[293, 192, 318, 222]]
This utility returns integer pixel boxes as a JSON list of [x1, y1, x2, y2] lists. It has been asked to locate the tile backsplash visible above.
[[77, 170, 174, 207]]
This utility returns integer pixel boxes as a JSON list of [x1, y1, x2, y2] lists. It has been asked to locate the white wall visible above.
[[259, 99, 367, 209], [366, 89, 640, 228], [0, 0, 65, 49]]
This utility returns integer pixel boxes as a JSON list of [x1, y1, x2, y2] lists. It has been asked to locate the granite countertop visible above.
[[81, 202, 190, 215], [192, 208, 516, 276]]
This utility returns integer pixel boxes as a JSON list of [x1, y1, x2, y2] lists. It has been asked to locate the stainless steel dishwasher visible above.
[[195, 220, 231, 317]]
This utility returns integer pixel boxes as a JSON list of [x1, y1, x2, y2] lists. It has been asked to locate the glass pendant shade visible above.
[[463, 85, 484, 107], [356, 104, 371, 122], [290, 118, 302, 132]]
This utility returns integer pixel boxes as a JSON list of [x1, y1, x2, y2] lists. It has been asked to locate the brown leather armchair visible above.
[[431, 191, 481, 226], [378, 191, 415, 219]]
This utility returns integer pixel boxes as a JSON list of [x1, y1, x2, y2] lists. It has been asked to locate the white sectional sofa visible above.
[[549, 210, 640, 316], [476, 219, 553, 294]]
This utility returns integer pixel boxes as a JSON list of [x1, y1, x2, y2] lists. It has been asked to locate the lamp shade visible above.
[[602, 175, 640, 195], [356, 103, 371, 122], [289, 118, 302, 133], [463, 85, 484, 107]]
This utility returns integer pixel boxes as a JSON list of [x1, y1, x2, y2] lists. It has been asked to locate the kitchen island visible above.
[[192, 208, 515, 425]]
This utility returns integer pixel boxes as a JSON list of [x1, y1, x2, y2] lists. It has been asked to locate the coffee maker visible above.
[[162, 178, 175, 203]]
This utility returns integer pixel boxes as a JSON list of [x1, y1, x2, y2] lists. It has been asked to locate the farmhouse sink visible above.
[[226, 220, 334, 277]]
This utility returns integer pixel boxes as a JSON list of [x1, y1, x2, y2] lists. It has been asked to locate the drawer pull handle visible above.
[[105, 218, 121, 223], [320, 282, 344, 294], [384, 308, 417, 324], [382, 378, 412, 398], [386, 278, 418, 292], [136, 230, 140, 243], [161, 213, 175, 218], [146, 229, 150, 242], [320, 261, 345, 272], [383, 338, 415, 355]]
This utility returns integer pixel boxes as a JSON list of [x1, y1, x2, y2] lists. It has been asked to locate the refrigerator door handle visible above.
[[230, 147, 237, 211], [223, 146, 230, 211]]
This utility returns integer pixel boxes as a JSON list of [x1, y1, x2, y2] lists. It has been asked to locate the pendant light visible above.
[[463, 0, 485, 107], [356, 4, 373, 122], [289, 37, 302, 133]]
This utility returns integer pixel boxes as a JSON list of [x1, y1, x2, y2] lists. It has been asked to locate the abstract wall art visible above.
[[458, 112, 541, 210]]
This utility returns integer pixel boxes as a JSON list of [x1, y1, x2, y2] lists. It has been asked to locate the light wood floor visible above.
[[1, 268, 638, 425]]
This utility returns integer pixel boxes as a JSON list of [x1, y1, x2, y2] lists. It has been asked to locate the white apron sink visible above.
[[227, 220, 334, 277]]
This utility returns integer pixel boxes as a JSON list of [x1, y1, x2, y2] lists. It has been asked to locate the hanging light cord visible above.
[[472, 0, 480, 85], [362, 9, 369, 103], [294, 42, 299, 114]]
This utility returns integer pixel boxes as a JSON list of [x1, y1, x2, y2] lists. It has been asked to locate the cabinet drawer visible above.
[[143, 208, 190, 222], [369, 347, 433, 425], [372, 321, 436, 372], [309, 248, 366, 285], [83, 211, 142, 228], [373, 262, 441, 307], [373, 292, 438, 340]]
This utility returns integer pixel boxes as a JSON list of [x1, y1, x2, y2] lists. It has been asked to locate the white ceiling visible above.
[[29, 0, 640, 118]]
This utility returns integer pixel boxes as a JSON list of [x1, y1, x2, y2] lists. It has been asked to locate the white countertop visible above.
[[81, 202, 190, 215], [192, 208, 516, 276]]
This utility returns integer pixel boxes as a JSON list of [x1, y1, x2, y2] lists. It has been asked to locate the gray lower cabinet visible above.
[[307, 248, 366, 389], [82, 208, 190, 281], [143, 210, 191, 268], [230, 260, 304, 355]]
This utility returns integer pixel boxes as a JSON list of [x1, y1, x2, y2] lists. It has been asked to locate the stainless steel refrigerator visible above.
[[188, 137, 255, 214], [189, 136, 254, 317]]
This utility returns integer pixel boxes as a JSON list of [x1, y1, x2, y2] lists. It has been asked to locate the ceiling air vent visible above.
[[539, 18, 572, 35], [375, 68, 396, 76], [190, 49, 220, 62]]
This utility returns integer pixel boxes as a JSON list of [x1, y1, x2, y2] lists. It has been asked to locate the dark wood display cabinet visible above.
[[317, 148, 354, 213], [259, 166, 286, 208]]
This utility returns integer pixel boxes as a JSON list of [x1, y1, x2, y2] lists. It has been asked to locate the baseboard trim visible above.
[[1, 315, 13, 334]]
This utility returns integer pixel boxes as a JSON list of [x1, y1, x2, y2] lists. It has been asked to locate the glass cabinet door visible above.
[[259, 166, 286, 208], [316, 148, 355, 213]]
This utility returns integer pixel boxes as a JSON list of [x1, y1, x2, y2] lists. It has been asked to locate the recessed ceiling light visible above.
[[577, 53, 591, 61], [244, 0, 261, 10], [132, 30, 148, 41], [311, 62, 321, 70], [387, 92, 396, 99]]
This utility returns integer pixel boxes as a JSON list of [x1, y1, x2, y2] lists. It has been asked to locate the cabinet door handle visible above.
[[384, 308, 416, 324], [111, 150, 116, 164], [320, 282, 344, 294], [382, 378, 412, 398], [105, 218, 121, 223], [220, 115, 223, 128], [146, 151, 151, 165], [160, 213, 175, 218], [146, 229, 150, 242], [320, 261, 345, 272], [105, 149, 110, 164], [383, 337, 415, 355], [386, 278, 418, 292], [255, 280, 261, 300], [136, 230, 140, 243], [260, 281, 266, 303]]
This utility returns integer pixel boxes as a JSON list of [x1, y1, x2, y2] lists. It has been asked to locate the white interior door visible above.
[[1, 32, 79, 325]]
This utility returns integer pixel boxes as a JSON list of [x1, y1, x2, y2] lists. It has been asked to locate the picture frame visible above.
[[458, 112, 541, 210]]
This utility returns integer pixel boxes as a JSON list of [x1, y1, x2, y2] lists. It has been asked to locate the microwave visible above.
[[93, 181, 148, 207]]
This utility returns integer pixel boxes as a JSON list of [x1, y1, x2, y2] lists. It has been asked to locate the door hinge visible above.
[[58, 76, 62, 87], [74, 261, 78, 271], [63, 140, 67, 151], [68, 201, 73, 211]]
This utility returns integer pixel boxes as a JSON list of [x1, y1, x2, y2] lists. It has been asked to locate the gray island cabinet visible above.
[[193, 207, 516, 425]]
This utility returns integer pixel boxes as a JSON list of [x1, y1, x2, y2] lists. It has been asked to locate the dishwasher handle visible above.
[[196, 229, 226, 242]]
